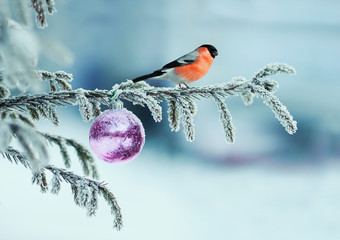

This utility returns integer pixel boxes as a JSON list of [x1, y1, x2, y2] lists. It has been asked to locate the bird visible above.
[[132, 44, 218, 87]]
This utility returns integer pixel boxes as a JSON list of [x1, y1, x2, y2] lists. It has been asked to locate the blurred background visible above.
[[1, 0, 340, 239]]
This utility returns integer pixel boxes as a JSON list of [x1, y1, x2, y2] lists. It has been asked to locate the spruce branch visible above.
[[30, 0, 57, 28], [212, 93, 235, 143], [120, 89, 162, 122], [1, 109, 98, 178], [0, 84, 10, 98], [1, 121, 48, 170], [0, 63, 297, 140], [38, 70, 73, 92], [1, 148, 123, 230], [252, 85, 297, 134], [177, 96, 195, 141], [240, 91, 254, 106], [76, 90, 95, 122], [255, 63, 296, 79], [32, 170, 48, 193], [1, 110, 35, 127], [262, 79, 279, 93], [45, 0, 57, 15], [115, 80, 162, 121], [166, 99, 181, 132], [1, 146, 30, 168], [45, 165, 122, 230], [43, 133, 99, 179]]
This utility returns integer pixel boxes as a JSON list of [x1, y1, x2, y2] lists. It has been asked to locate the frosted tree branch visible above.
[[1, 148, 123, 230], [45, 166, 123, 230], [177, 96, 195, 141], [38, 70, 73, 92], [43, 133, 99, 179], [252, 85, 297, 134], [212, 93, 235, 143], [1, 121, 48, 171], [167, 99, 181, 132], [30, 0, 57, 28], [254, 63, 296, 79], [0, 63, 298, 141]]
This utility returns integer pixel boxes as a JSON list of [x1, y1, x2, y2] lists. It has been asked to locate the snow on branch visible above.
[[212, 93, 235, 143], [1, 148, 123, 230], [43, 133, 99, 179], [30, 0, 57, 28], [252, 85, 297, 134], [0, 84, 11, 98], [45, 166, 122, 230], [2, 146, 30, 168], [0, 63, 298, 142], [37, 70, 73, 92], [255, 63, 296, 79], [0, 121, 48, 171], [166, 99, 181, 132], [1, 109, 98, 178], [177, 96, 195, 141]]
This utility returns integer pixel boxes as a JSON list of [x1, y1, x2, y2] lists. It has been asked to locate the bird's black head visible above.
[[200, 44, 218, 58]]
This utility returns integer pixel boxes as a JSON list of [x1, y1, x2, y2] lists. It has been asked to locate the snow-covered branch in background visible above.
[[43, 133, 99, 178], [2, 147, 123, 230], [30, 0, 56, 28]]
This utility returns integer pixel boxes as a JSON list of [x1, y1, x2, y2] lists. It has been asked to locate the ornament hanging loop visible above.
[[110, 87, 123, 109]]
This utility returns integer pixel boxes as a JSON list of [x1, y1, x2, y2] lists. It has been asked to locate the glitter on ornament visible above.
[[89, 109, 145, 163]]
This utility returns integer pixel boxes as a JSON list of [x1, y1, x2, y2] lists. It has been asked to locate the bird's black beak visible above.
[[212, 50, 218, 58]]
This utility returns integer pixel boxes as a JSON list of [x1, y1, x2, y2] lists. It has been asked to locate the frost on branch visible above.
[[117, 81, 162, 122], [255, 63, 296, 79], [167, 99, 181, 132], [0, 63, 297, 143], [76, 89, 95, 122], [252, 85, 297, 134], [177, 97, 195, 141], [1, 149, 123, 230], [30, 0, 57, 28], [212, 93, 235, 143], [262, 79, 279, 93], [0, 84, 11, 98], [46, 166, 122, 229], [43, 133, 99, 179], [37, 70, 73, 92], [1, 121, 48, 171], [2, 147, 30, 168], [232, 77, 254, 105], [32, 170, 48, 192]]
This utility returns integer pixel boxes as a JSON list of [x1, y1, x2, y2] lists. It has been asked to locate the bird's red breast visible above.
[[174, 47, 214, 83]]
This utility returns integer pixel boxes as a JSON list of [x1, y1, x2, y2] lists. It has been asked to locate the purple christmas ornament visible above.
[[89, 109, 145, 163]]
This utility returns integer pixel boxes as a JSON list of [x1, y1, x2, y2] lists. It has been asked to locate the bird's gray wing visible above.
[[161, 50, 199, 69]]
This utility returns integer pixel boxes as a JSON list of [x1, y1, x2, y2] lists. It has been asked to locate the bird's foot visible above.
[[178, 83, 190, 89]]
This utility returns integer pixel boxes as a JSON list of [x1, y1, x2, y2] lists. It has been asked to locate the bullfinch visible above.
[[132, 44, 218, 87]]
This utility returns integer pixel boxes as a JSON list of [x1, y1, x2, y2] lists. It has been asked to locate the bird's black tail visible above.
[[132, 70, 164, 83]]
